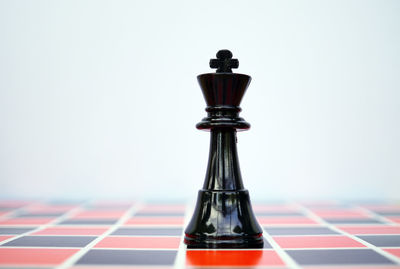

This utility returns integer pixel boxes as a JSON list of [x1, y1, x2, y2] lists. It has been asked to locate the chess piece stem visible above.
[[204, 129, 243, 190]]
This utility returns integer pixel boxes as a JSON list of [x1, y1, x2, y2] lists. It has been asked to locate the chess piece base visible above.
[[184, 190, 264, 249]]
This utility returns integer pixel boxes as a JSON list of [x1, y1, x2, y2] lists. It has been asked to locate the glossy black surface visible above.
[[197, 73, 250, 107], [184, 50, 263, 248], [203, 130, 243, 190], [209, 49, 239, 73]]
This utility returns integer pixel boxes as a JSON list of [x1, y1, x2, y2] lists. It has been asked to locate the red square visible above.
[[34, 227, 108, 235], [186, 250, 284, 267], [311, 209, 368, 218], [25, 203, 77, 213], [0, 248, 78, 265], [139, 204, 186, 213], [95, 236, 181, 249], [125, 217, 184, 225], [70, 210, 126, 219], [0, 211, 10, 217], [0, 236, 13, 243], [273, 235, 365, 248], [257, 216, 317, 225], [387, 217, 400, 224], [253, 204, 296, 212], [338, 226, 400, 235], [384, 248, 400, 258], [0, 217, 55, 225]]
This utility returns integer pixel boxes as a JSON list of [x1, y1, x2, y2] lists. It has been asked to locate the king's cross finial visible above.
[[209, 49, 239, 73]]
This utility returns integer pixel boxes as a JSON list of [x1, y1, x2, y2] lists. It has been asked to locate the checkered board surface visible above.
[[1, 200, 400, 268]]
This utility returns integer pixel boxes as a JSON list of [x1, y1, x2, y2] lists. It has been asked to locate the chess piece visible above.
[[184, 50, 263, 248]]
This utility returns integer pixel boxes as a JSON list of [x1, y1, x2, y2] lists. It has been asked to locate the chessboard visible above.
[[0, 200, 400, 268]]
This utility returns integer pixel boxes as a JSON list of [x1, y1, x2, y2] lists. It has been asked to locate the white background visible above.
[[0, 0, 399, 201]]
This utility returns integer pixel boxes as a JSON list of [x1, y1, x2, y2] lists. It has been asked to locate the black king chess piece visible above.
[[184, 50, 263, 248]]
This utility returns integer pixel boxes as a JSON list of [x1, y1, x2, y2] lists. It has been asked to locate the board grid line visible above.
[[294, 201, 400, 265], [55, 201, 141, 269], [1, 200, 400, 268]]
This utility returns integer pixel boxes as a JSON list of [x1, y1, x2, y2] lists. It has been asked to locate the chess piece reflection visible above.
[[184, 50, 263, 248]]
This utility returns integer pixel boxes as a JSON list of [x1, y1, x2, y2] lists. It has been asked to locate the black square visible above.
[[76, 249, 177, 265], [286, 249, 394, 265], [262, 237, 272, 248], [324, 218, 383, 224], [0, 206, 21, 210], [264, 226, 338, 235], [373, 210, 400, 216], [358, 235, 400, 247], [16, 212, 65, 217], [111, 227, 183, 236], [0, 227, 36, 235], [2, 236, 96, 247]]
